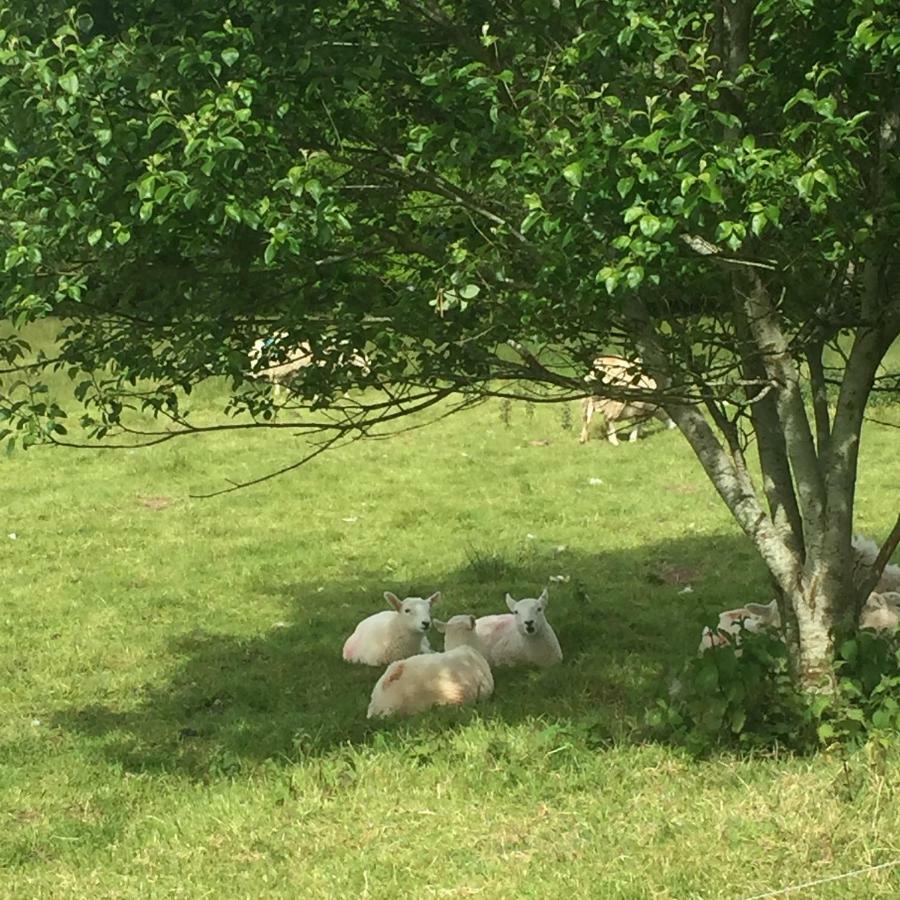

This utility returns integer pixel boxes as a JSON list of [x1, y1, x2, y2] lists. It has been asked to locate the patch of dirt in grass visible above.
[[136, 495, 172, 510]]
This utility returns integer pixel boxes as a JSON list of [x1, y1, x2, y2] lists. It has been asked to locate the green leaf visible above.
[[751, 213, 767, 237], [221, 48, 240, 67], [183, 189, 201, 210], [87, 229, 103, 246], [617, 176, 635, 199], [640, 130, 663, 154], [625, 266, 644, 289], [623, 205, 645, 225], [58, 72, 80, 96], [520, 210, 542, 234], [305, 179, 323, 203], [562, 161, 584, 188], [459, 284, 480, 299], [639, 214, 660, 238], [783, 88, 816, 113], [264, 241, 278, 265]]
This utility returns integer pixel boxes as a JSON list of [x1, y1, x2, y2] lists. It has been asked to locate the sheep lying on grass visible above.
[[859, 591, 900, 632], [367, 614, 493, 718], [580, 355, 676, 445], [852, 534, 900, 593], [475, 588, 562, 667], [698, 600, 781, 654], [701, 589, 900, 653], [342, 591, 439, 666], [436, 614, 487, 655]]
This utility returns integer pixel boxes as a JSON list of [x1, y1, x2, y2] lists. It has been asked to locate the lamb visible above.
[[475, 588, 563, 667], [366, 614, 493, 718], [248, 332, 314, 397], [436, 614, 487, 656], [248, 332, 369, 398], [342, 591, 439, 666], [851, 534, 900, 593], [580, 354, 676, 445], [859, 591, 900, 632], [698, 599, 781, 653]]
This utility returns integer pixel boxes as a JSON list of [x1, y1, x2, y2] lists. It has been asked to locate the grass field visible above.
[[2, 346, 900, 898]]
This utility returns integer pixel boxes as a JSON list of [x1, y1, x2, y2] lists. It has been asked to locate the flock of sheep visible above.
[[248, 337, 671, 446], [248, 338, 899, 712], [699, 535, 900, 654], [342, 589, 562, 718], [340, 537, 900, 720]]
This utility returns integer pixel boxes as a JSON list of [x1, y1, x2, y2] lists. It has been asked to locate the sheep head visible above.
[[384, 591, 440, 634], [505, 588, 551, 638], [434, 614, 479, 651]]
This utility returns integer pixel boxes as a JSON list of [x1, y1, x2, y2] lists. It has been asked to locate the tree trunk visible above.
[[790, 578, 837, 690]]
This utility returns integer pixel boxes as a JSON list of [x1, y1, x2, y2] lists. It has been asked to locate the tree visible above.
[[1, 0, 898, 690]]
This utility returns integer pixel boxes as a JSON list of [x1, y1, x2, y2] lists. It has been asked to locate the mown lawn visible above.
[[2, 352, 900, 898]]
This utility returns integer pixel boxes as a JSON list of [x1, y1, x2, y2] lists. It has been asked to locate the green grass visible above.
[[2, 348, 900, 897]]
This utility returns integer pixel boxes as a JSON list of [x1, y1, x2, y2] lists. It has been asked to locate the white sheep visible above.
[[698, 599, 781, 653], [852, 534, 900, 593], [438, 614, 487, 656], [580, 355, 676, 445], [248, 332, 369, 399], [342, 591, 439, 666], [859, 591, 900, 632], [475, 588, 562, 667], [366, 615, 493, 718]]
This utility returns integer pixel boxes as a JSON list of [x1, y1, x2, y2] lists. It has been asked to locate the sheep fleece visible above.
[[367, 646, 493, 718], [342, 611, 431, 666], [475, 615, 563, 667]]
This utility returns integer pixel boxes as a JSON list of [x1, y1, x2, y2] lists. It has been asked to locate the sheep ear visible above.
[[505, 593, 517, 612], [867, 593, 886, 609], [384, 592, 402, 611], [469, 615, 476, 629], [539, 587, 549, 606], [433, 618, 447, 633], [426, 591, 441, 606]]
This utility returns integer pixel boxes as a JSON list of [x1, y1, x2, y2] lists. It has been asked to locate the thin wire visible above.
[[741, 857, 900, 900]]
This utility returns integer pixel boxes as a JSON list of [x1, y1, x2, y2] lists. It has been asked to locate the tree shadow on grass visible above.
[[50, 533, 769, 778]]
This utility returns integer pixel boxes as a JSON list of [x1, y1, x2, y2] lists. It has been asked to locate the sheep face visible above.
[[434, 614, 480, 650], [385, 591, 440, 634], [505, 589, 551, 638], [860, 591, 900, 631], [434, 614, 476, 636]]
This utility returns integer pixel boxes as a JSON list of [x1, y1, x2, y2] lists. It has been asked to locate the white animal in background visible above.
[[366, 615, 493, 718], [859, 591, 900, 632], [248, 333, 314, 397], [698, 599, 782, 654], [580, 355, 676, 445], [851, 534, 900, 593], [475, 588, 563, 668], [342, 591, 439, 667], [248, 332, 369, 398]]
